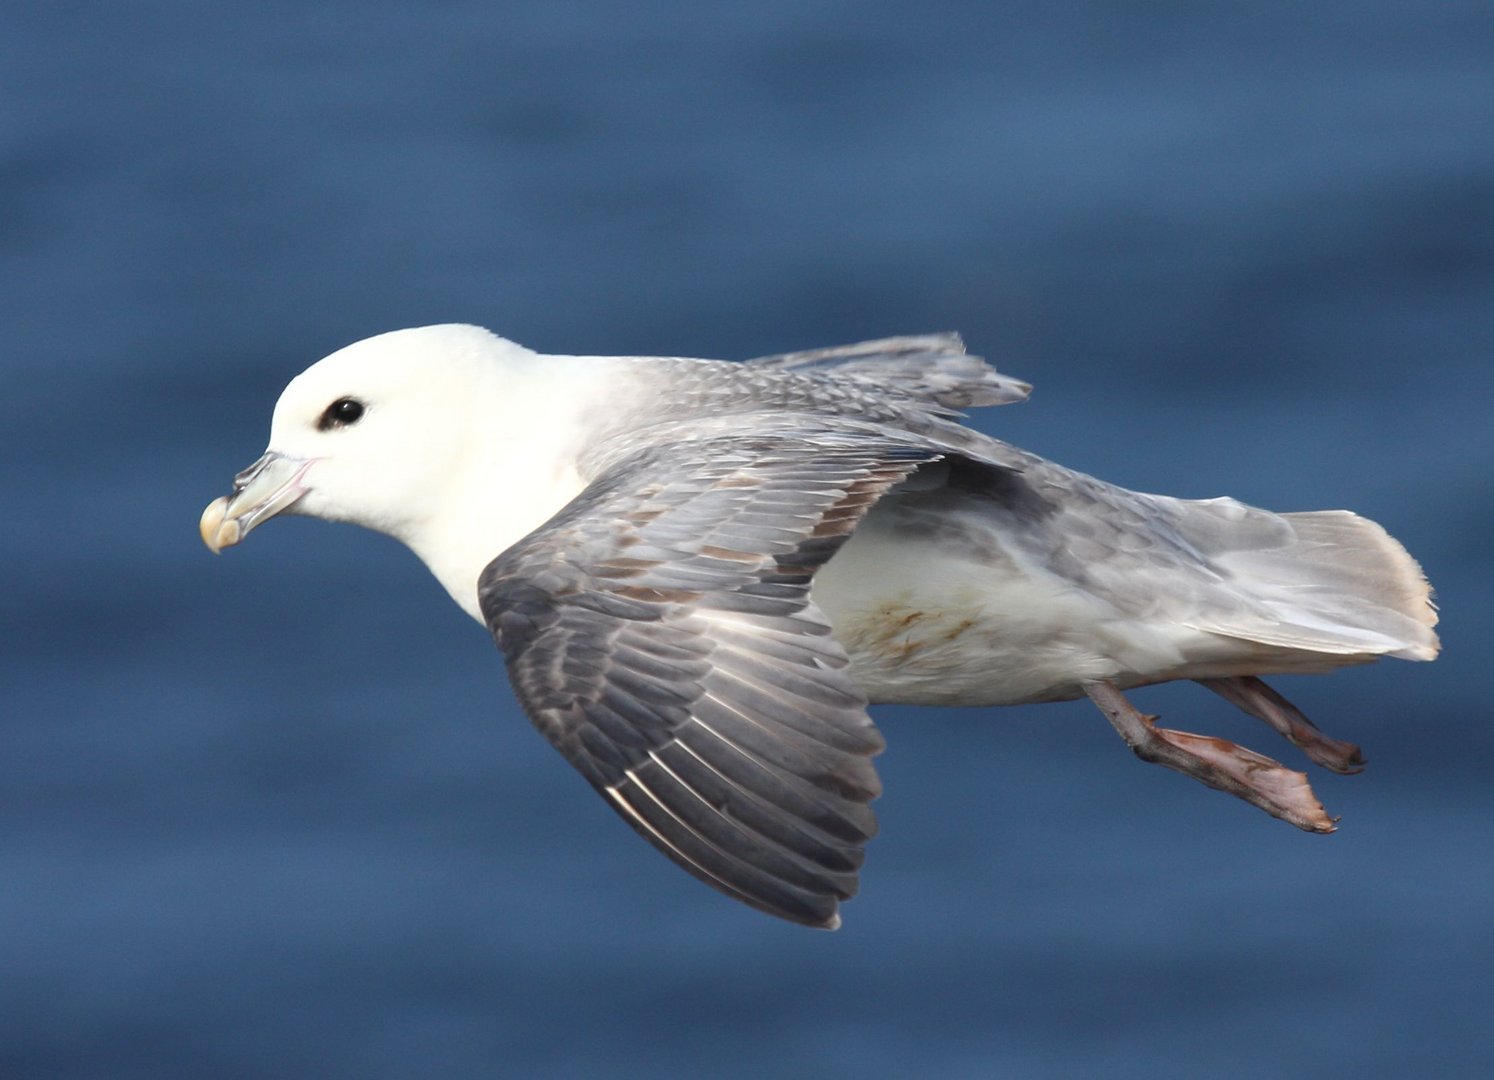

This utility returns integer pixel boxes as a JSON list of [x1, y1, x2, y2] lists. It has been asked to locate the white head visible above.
[[200, 324, 591, 620], [270, 325, 522, 535]]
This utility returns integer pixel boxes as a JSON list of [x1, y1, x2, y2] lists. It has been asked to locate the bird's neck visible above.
[[401, 356, 610, 624], [412, 455, 588, 624]]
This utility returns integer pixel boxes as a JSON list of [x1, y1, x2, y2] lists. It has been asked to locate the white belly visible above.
[[810, 507, 1204, 706]]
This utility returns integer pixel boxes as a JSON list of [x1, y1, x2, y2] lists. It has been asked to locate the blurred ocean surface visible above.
[[2, 3, 1492, 1078]]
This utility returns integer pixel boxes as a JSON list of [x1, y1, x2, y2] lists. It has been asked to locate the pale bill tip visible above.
[[199, 496, 240, 554]]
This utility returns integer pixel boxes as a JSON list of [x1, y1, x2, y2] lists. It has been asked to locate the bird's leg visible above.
[[1196, 676, 1365, 774], [1084, 680, 1337, 833]]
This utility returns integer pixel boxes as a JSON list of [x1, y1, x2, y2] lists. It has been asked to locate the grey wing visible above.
[[744, 334, 1032, 409], [479, 435, 941, 927]]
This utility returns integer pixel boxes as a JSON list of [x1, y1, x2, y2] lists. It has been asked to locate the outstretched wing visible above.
[[745, 334, 1032, 409], [478, 434, 941, 927]]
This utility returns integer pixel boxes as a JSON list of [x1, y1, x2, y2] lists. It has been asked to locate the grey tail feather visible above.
[[1216, 509, 1439, 661]]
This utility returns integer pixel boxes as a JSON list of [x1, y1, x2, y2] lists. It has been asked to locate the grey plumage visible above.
[[480, 437, 938, 926], [475, 338, 1435, 923], [743, 333, 1033, 409]]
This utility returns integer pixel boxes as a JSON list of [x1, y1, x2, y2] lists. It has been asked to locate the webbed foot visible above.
[[1086, 679, 1337, 833], [1198, 676, 1366, 774]]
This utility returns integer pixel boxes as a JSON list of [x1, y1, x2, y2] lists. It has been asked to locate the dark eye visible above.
[[318, 397, 365, 431]]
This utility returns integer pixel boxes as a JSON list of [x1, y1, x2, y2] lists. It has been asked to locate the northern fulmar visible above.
[[199, 325, 1438, 928]]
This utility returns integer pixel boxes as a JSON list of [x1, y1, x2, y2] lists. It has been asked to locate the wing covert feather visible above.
[[744, 334, 1032, 408]]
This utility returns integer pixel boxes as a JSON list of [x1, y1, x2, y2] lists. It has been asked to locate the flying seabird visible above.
[[199, 325, 1439, 928]]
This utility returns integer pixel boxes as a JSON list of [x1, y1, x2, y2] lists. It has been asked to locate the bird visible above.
[[199, 324, 1439, 928]]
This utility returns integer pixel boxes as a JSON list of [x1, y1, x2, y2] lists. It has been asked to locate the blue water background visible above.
[[3, 4, 1492, 1077]]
